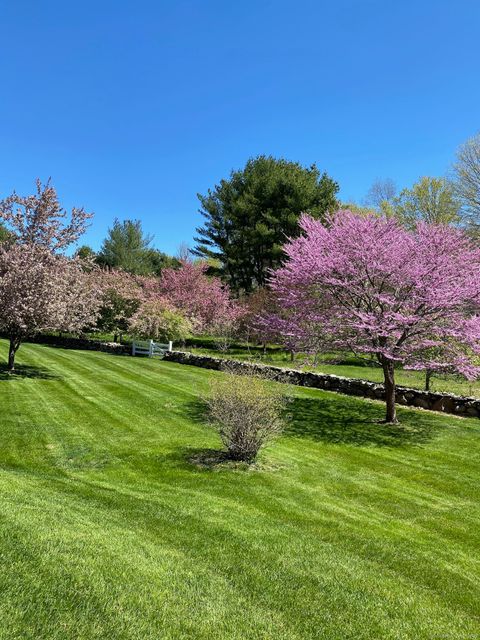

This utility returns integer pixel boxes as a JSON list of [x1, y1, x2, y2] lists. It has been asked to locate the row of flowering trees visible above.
[[0, 180, 244, 370], [96, 259, 242, 346], [2, 180, 480, 426]]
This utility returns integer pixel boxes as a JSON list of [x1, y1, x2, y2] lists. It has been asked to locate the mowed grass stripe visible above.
[[0, 340, 479, 638]]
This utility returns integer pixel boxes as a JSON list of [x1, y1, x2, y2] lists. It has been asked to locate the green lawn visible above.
[[1, 340, 479, 639]]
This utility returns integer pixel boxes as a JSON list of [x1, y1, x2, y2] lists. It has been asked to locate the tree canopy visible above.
[[0, 180, 101, 370], [453, 132, 480, 223], [97, 218, 178, 275], [267, 211, 480, 423], [193, 155, 339, 293], [381, 176, 461, 228]]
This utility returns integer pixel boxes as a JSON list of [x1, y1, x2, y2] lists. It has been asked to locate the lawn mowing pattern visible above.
[[0, 340, 479, 639]]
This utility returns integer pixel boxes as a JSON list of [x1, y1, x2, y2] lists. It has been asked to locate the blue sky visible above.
[[0, 0, 479, 254]]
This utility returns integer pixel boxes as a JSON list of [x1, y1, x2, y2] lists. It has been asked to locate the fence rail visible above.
[[132, 339, 173, 357]]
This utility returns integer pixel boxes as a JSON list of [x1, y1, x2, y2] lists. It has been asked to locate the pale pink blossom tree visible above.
[[0, 180, 100, 370], [0, 178, 92, 250], [95, 268, 144, 341], [0, 246, 101, 370], [268, 211, 480, 423]]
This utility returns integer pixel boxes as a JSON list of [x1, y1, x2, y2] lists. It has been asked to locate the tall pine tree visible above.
[[193, 156, 338, 293]]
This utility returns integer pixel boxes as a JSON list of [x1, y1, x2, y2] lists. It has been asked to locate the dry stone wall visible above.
[[164, 350, 480, 418]]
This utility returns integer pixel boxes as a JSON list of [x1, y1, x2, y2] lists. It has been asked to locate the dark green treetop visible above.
[[193, 155, 339, 293]]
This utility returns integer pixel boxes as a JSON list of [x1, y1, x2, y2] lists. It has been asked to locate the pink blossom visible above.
[[267, 211, 480, 422]]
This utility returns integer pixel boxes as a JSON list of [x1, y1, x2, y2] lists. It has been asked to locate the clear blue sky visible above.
[[1, 0, 479, 254]]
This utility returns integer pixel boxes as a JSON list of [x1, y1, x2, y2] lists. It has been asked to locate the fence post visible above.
[[132, 342, 136, 356], [168, 341, 173, 352], [149, 339, 154, 357]]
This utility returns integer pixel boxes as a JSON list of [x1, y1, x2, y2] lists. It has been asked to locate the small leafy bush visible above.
[[206, 367, 288, 462]]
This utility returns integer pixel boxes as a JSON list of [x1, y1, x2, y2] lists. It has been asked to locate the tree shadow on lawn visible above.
[[287, 396, 444, 447], [183, 395, 443, 450], [0, 363, 60, 381]]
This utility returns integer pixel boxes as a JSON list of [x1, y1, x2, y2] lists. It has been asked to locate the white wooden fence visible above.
[[132, 339, 173, 358]]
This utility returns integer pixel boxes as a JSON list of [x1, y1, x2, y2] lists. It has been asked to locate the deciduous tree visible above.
[[0, 245, 101, 370], [130, 300, 193, 343], [158, 259, 239, 334], [267, 211, 480, 423], [96, 269, 144, 341], [364, 178, 397, 210], [453, 132, 480, 222], [0, 178, 92, 250], [383, 177, 461, 228], [0, 180, 100, 370]]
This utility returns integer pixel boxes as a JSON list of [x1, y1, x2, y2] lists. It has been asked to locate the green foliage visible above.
[[130, 300, 193, 342], [0, 341, 480, 639], [142, 248, 180, 275], [194, 155, 339, 293], [382, 176, 462, 228], [97, 219, 177, 275], [0, 222, 13, 245], [74, 245, 97, 260]]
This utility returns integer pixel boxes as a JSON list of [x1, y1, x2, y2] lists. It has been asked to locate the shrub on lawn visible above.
[[206, 368, 288, 462]]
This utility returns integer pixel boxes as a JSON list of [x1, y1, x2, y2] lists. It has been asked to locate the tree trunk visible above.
[[8, 337, 21, 372], [425, 369, 432, 392], [290, 349, 295, 362], [381, 358, 398, 423]]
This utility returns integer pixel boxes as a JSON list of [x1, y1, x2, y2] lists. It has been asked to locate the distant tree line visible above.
[[193, 134, 480, 295], [76, 218, 180, 276]]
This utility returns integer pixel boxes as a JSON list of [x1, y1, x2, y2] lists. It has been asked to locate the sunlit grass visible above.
[[0, 339, 479, 639]]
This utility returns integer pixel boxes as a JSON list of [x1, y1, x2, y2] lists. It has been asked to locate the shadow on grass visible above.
[[182, 398, 210, 422], [287, 397, 442, 447], [182, 394, 442, 450], [0, 364, 60, 381], [27, 340, 129, 357]]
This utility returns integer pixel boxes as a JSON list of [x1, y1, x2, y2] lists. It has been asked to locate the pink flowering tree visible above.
[[0, 180, 101, 370], [0, 179, 92, 250], [156, 259, 240, 336], [268, 211, 480, 423]]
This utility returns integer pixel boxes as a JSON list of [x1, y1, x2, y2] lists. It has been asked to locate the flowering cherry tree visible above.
[[0, 246, 101, 370], [0, 180, 100, 370], [156, 259, 240, 334], [0, 179, 92, 250], [268, 211, 480, 422], [96, 269, 144, 341]]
